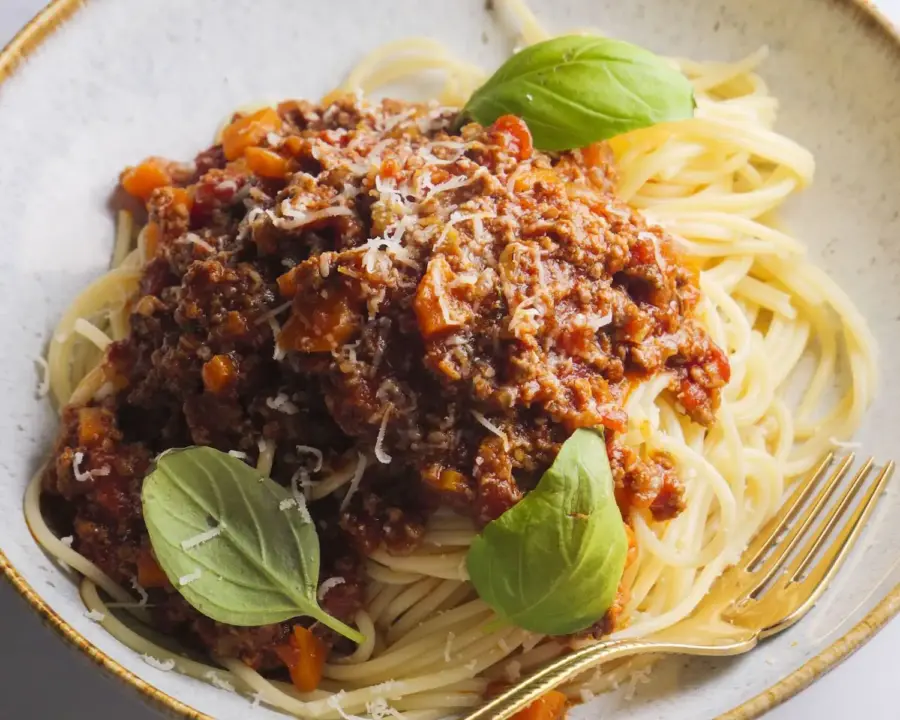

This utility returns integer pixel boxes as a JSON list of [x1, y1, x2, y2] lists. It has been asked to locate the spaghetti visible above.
[[25, 2, 875, 718]]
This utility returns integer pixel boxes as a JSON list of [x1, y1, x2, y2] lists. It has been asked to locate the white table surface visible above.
[[1, 0, 898, 718]]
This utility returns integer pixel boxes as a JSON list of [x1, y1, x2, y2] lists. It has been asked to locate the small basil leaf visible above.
[[466, 428, 627, 635], [142, 446, 363, 643], [462, 35, 694, 151]]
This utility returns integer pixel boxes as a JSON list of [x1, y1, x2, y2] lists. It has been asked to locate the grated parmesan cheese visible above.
[[72, 451, 111, 483], [327, 692, 366, 720], [228, 450, 249, 460], [504, 660, 522, 682], [286, 473, 314, 523], [250, 692, 264, 709], [623, 666, 652, 701], [365, 698, 404, 720], [470, 410, 510, 451], [317, 576, 346, 601], [444, 631, 455, 663], [178, 569, 202, 587], [181, 525, 223, 551], [266, 393, 299, 415], [423, 167, 486, 201], [179, 233, 216, 253], [34, 357, 50, 398], [339, 453, 368, 511], [130, 577, 149, 607], [374, 406, 393, 464], [84, 609, 106, 623], [296, 445, 324, 472], [267, 317, 286, 361], [143, 655, 176, 672], [60, 535, 74, 547], [271, 205, 355, 230], [205, 671, 235, 693]]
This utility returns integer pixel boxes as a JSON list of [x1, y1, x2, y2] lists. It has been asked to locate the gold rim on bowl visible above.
[[1, 1, 899, 718]]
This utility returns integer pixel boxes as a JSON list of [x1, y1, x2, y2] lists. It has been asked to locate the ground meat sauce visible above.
[[41, 97, 729, 672]]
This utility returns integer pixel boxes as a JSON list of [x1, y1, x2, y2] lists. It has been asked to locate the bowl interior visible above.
[[1, 0, 899, 718]]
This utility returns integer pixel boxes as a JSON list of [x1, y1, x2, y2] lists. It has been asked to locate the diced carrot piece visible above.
[[245, 146, 290, 179], [437, 469, 466, 493], [77, 407, 109, 447], [222, 311, 248, 338], [201, 354, 238, 393], [142, 221, 161, 259], [514, 168, 562, 193], [221, 108, 282, 161], [414, 256, 466, 338], [137, 550, 169, 589], [279, 293, 358, 353], [490, 115, 533, 162], [511, 691, 568, 720], [276, 268, 300, 298], [275, 626, 327, 692], [379, 157, 401, 179], [121, 159, 171, 201], [170, 186, 193, 212], [283, 136, 304, 157]]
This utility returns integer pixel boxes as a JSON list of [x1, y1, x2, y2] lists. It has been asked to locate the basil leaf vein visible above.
[[142, 446, 363, 643], [466, 428, 628, 635]]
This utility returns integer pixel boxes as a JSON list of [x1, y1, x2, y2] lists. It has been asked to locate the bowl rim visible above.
[[2, 1, 899, 718]]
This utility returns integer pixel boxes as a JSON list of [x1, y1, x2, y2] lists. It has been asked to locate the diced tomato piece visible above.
[[490, 115, 534, 162]]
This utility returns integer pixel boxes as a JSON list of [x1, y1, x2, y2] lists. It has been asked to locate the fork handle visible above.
[[461, 637, 731, 720]]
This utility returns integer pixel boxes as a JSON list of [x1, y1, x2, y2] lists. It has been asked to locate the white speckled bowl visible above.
[[2, 1, 900, 718]]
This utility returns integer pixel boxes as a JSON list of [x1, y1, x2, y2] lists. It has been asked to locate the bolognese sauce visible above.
[[41, 96, 729, 676]]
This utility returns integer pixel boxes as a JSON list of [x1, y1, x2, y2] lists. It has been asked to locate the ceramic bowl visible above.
[[2, 1, 900, 718]]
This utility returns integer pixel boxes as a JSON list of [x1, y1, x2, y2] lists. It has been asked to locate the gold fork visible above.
[[462, 452, 895, 720]]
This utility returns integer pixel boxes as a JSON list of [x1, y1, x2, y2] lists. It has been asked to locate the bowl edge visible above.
[[1, 0, 899, 718]]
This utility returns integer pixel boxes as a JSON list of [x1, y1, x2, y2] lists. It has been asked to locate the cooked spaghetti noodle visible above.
[[26, 2, 875, 718]]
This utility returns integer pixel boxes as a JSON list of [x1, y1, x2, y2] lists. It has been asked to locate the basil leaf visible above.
[[466, 428, 627, 635], [142, 446, 363, 643], [462, 35, 694, 151]]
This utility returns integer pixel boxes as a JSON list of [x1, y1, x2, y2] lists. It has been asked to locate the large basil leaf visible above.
[[462, 35, 694, 151], [142, 447, 363, 643], [466, 428, 627, 635]]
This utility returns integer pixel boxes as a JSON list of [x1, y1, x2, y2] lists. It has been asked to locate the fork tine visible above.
[[759, 460, 894, 638], [741, 452, 836, 570], [782, 457, 875, 582], [742, 453, 853, 596]]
